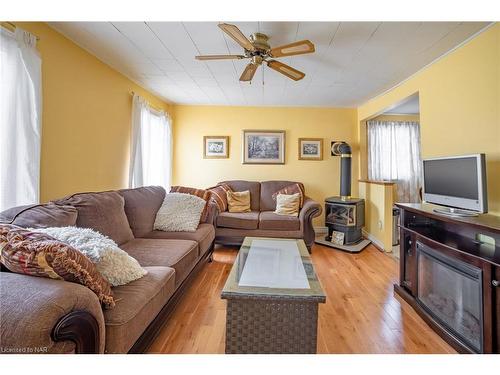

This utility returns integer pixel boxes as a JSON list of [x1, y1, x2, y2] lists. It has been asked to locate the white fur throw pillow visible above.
[[30, 226, 147, 286], [154, 192, 206, 232]]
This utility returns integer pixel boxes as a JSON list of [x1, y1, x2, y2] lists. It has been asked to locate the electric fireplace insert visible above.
[[416, 241, 484, 353]]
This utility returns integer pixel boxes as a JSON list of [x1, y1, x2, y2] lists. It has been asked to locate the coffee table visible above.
[[221, 237, 326, 354]]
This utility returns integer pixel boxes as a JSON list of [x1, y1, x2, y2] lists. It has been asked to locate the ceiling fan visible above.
[[195, 23, 315, 82]]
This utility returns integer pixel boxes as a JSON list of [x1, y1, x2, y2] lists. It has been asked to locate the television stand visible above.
[[433, 206, 480, 217], [395, 203, 500, 353]]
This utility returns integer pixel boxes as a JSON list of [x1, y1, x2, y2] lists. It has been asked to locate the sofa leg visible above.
[[208, 241, 215, 263]]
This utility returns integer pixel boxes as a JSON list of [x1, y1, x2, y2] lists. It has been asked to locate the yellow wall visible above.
[[13, 22, 171, 202], [359, 182, 395, 251], [358, 23, 500, 216], [173, 105, 358, 225]]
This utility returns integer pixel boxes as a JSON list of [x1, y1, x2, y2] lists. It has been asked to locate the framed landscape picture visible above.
[[203, 136, 229, 159], [298, 138, 323, 160], [242, 130, 285, 164]]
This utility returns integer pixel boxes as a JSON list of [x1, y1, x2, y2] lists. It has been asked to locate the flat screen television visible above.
[[422, 154, 488, 216]]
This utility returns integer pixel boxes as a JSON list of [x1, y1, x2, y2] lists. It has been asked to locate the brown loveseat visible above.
[[214, 180, 322, 250], [0, 186, 216, 354]]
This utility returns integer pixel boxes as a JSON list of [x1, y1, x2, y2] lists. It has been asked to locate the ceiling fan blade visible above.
[[239, 63, 258, 82], [266, 60, 305, 81], [269, 40, 315, 58], [218, 23, 256, 52], [196, 54, 246, 60]]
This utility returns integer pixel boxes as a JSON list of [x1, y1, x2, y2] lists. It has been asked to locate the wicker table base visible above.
[[221, 237, 326, 354], [225, 297, 320, 354]]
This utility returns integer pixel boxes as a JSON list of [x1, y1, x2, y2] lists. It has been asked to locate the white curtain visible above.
[[129, 94, 172, 189], [0, 27, 42, 211], [367, 120, 422, 203]]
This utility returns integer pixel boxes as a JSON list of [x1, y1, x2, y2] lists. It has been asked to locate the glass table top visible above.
[[221, 237, 326, 302]]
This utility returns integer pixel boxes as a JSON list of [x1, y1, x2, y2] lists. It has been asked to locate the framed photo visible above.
[[330, 231, 345, 245], [298, 138, 323, 160], [242, 130, 285, 164], [203, 136, 229, 159]]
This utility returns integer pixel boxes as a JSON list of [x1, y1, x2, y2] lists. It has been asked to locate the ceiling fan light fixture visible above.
[[196, 24, 314, 83], [252, 55, 263, 65]]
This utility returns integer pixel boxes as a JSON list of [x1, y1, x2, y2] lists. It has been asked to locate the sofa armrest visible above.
[[202, 200, 219, 226], [299, 197, 323, 250], [0, 272, 105, 354]]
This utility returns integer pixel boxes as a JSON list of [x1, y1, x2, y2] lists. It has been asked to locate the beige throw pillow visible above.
[[274, 193, 301, 217], [227, 190, 251, 213]]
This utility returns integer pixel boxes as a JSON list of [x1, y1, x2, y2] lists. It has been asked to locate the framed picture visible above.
[[242, 130, 285, 164], [298, 138, 323, 160], [330, 231, 345, 245], [203, 136, 229, 159]]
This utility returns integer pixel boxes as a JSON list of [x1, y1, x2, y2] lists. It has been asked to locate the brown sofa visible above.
[[214, 180, 322, 250], [0, 186, 216, 354]]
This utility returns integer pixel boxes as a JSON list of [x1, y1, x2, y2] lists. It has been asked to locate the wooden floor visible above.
[[147, 243, 456, 354]]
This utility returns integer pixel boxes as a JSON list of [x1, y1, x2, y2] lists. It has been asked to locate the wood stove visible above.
[[325, 197, 365, 245], [323, 141, 366, 246]]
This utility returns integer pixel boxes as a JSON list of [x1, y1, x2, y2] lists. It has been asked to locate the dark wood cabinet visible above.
[[400, 227, 417, 296], [395, 203, 500, 354], [495, 266, 500, 350]]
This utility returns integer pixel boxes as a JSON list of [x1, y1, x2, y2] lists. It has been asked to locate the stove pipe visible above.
[[331, 141, 352, 200]]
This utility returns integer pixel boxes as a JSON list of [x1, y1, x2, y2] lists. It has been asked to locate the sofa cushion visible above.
[[141, 223, 215, 258], [0, 225, 115, 309], [227, 190, 251, 213], [271, 183, 305, 208], [56, 191, 134, 245], [207, 183, 232, 212], [258, 211, 301, 231], [260, 181, 303, 211], [169, 186, 212, 222], [104, 266, 175, 353], [120, 239, 198, 286], [220, 180, 261, 211], [274, 193, 301, 217], [31, 226, 147, 286], [217, 211, 259, 230], [119, 186, 166, 238], [154, 193, 206, 232], [0, 203, 78, 228]]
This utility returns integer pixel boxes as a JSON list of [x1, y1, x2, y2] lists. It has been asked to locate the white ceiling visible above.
[[384, 94, 420, 114], [48, 22, 489, 107]]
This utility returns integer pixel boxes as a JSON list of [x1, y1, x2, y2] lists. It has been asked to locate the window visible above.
[[367, 120, 422, 202], [129, 94, 172, 189], [0, 27, 42, 211]]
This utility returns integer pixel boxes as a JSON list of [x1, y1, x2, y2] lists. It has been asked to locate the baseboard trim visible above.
[[314, 226, 328, 235], [361, 230, 386, 252]]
